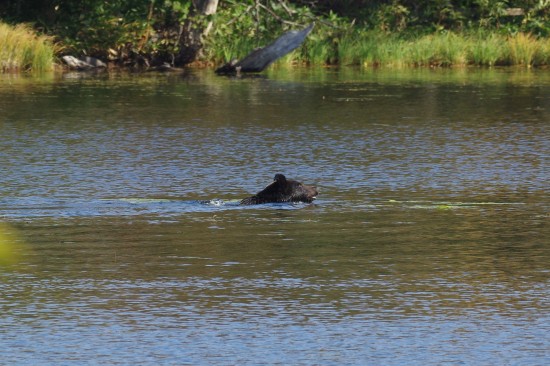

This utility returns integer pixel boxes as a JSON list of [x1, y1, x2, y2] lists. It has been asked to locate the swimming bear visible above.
[[240, 174, 318, 205]]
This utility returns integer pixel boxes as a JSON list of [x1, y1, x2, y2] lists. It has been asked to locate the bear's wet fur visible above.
[[240, 174, 318, 205]]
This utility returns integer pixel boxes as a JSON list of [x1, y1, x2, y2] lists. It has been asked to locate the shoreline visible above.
[[1, 21, 549, 73]]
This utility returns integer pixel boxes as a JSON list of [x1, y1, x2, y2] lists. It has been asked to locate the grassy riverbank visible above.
[[1, 23, 549, 73], [205, 1, 550, 68], [207, 25, 550, 68], [328, 30, 550, 67], [0, 22, 56, 72], [1, 1, 549, 72], [209, 29, 550, 68]]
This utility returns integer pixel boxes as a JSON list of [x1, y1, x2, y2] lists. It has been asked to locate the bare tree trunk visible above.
[[176, 0, 218, 66]]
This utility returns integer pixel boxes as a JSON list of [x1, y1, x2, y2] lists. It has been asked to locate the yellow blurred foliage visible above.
[[0, 222, 27, 266]]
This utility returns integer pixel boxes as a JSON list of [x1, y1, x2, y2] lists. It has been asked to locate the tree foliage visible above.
[[0, 0, 548, 66], [290, 0, 548, 34]]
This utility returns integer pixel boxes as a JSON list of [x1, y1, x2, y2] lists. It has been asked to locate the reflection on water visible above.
[[1, 68, 549, 365]]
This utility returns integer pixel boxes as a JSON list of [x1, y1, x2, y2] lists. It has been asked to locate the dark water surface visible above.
[[1, 68, 549, 365]]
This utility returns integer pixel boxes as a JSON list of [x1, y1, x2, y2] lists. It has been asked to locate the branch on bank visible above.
[[215, 23, 314, 74]]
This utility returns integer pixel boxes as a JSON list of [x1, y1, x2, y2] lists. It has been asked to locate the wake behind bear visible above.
[[240, 174, 318, 205]]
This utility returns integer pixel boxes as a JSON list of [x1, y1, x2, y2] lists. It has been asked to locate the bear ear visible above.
[[274, 174, 286, 182]]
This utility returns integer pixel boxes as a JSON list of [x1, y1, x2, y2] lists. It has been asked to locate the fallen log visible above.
[[62, 56, 106, 70], [216, 23, 314, 74]]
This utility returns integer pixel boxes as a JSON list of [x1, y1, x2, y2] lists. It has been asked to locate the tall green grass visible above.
[[329, 30, 549, 68], [0, 22, 56, 72], [221, 28, 550, 68], [506, 32, 546, 66]]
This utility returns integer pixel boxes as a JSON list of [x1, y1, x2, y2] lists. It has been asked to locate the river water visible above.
[[1, 68, 548, 365]]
